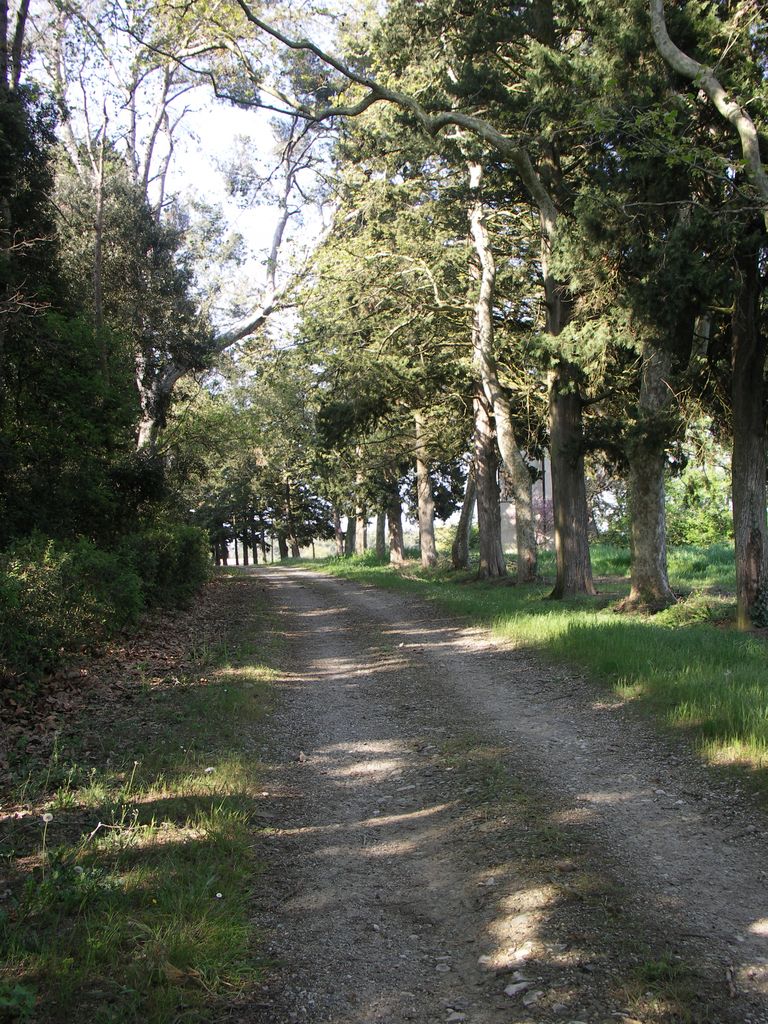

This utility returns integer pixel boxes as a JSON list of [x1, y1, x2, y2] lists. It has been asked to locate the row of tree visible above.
[[2, 0, 766, 630], [192, 0, 765, 627]]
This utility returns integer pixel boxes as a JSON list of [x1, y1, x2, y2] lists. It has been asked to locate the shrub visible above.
[[120, 524, 210, 608], [0, 525, 209, 684], [0, 536, 145, 683]]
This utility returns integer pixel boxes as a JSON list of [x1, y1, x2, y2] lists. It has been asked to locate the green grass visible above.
[[300, 543, 768, 786], [0, 581, 279, 1023]]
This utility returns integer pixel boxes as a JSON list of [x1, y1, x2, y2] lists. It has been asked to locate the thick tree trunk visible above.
[[414, 410, 438, 568], [540, 217, 594, 598], [387, 486, 405, 565], [621, 344, 676, 612], [548, 360, 595, 598], [473, 388, 507, 578], [468, 162, 537, 584], [451, 464, 476, 571], [731, 241, 768, 629], [344, 517, 356, 556], [508, 451, 537, 583], [277, 533, 289, 560], [375, 512, 386, 560], [354, 510, 367, 555], [333, 507, 345, 557]]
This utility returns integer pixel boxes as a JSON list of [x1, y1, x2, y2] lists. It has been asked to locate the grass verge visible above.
[[298, 544, 768, 790], [0, 574, 278, 1024]]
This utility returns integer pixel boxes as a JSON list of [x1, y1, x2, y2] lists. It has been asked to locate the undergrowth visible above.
[[0, 576, 277, 1023]]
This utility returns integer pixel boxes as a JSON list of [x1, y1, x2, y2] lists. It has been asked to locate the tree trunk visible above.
[[375, 512, 386, 561], [333, 507, 345, 557], [277, 533, 289, 560], [387, 485, 405, 565], [548, 360, 595, 598], [468, 162, 537, 583], [93, 135, 109, 386], [241, 516, 250, 566], [414, 410, 438, 568], [345, 517, 356, 556], [620, 344, 676, 612], [452, 463, 476, 570], [508, 452, 537, 582], [731, 240, 768, 629], [234, 534, 239, 566], [354, 462, 367, 555], [473, 387, 507, 578], [283, 476, 301, 558], [354, 510, 367, 555]]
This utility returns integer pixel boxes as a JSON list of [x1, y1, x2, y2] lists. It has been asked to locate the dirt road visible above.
[[243, 567, 768, 1024]]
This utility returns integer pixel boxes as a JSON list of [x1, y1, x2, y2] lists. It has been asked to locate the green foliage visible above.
[[120, 525, 211, 608], [0, 528, 210, 684], [0, 981, 36, 1020], [665, 465, 733, 546], [0, 536, 141, 682], [23, 853, 118, 916], [751, 584, 768, 630]]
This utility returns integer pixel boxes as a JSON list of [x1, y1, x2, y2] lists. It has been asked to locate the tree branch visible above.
[[649, 0, 768, 233]]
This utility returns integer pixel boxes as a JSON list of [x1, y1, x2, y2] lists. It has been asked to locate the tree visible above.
[[651, 0, 768, 628]]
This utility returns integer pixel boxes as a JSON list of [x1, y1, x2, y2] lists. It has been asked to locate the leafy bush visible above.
[[0, 526, 210, 684], [120, 524, 210, 607], [665, 466, 733, 545], [0, 536, 144, 682]]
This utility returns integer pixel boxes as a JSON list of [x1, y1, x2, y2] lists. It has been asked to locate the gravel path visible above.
[[241, 567, 768, 1024]]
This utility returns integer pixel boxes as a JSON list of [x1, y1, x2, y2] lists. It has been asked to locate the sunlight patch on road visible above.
[[574, 788, 650, 806], [360, 803, 455, 829]]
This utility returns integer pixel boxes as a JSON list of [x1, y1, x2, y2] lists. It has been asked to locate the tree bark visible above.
[[284, 477, 301, 558], [354, 510, 367, 555], [540, 203, 594, 598], [414, 410, 438, 568], [241, 516, 250, 566], [333, 507, 345, 557], [452, 463, 476, 570], [731, 240, 768, 629], [386, 484, 405, 565], [473, 387, 507, 578], [548, 360, 595, 598], [468, 162, 537, 583], [277, 533, 289, 560], [354, 460, 367, 555], [344, 517, 356, 556], [375, 512, 386, 560], [621, 343, 676, 612]]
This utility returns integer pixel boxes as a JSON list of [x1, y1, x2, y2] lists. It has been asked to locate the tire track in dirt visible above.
[[242, 567, 768, 1024]]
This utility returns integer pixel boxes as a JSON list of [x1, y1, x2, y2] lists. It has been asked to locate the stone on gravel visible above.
[[522, 989, 543, 1006], [504, 981, 532, 997]]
